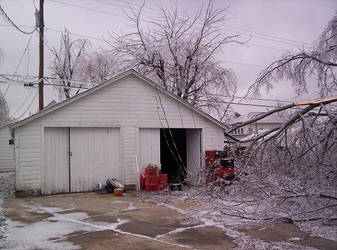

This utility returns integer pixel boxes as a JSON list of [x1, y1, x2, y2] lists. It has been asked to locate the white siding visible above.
[[139, 128, 160, 169], [70, 127, 120, 192], [15, 74, 224, 191], [0, 126, 14, 172], [186, 129, 202, 185], [43, 127, 69, 194]]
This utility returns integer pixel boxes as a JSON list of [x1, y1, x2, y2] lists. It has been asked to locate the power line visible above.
[[220, 60, 265, 68], [155, 89, 187, 174], [48, 0, 130, 20], [0, 4, 36, 34], [248, 42, 286, 52], [1, 73, 94, 86], [107, 0, 156, 12], [3, 31, 35, 97], [0, 78, 91, 90], [11, 88, 35, 117], [2, 73, 296, 104], [89, 0, 156, 16], [17, 89, 38, 119], [50, 0, 308, 53], [2, 75, 298, 110], [46, 27, 105, 42], [202, 93, 293, 103], [223, 25, 312, 47], [202, 100, 277, 108], [0, 23, 300, 54]]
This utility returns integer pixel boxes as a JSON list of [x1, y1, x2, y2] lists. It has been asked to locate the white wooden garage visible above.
[[0, 122, 15, 172], [11, 69, 226, 195]]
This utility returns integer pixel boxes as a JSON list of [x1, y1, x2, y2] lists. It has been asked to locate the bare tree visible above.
[[50, 29, 90, 100], [80, 52, 120, 85], [219, 13, 337, 223], [248, 13, 337, 97], [0, 90, 9, 122], [108, 0, 242, 119], [227, 100, 337, 222], [0, 49, 9, 123], [214, 16, 337, 222], [186, 14, 337, 223], [184, 97, 336, 223]]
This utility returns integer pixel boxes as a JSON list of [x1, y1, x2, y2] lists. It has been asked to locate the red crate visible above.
[[145, 185, 159, 192], [158, 173, 168, 184], [145, 175, 159, 186], [159, 183, 168, 190], [145, 167, 157, 176]]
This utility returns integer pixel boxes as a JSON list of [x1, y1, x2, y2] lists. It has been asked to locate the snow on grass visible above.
[[137, 188, 336, 249], [0, 172, 14, 198]]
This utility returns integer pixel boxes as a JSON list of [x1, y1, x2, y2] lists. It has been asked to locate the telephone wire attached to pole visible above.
[[38, 0, 44, 111]]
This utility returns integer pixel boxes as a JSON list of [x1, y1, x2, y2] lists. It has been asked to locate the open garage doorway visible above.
[[160, 128, 202, 184]]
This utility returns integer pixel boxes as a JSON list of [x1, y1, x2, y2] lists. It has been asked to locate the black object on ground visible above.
[[105, 178, 124, 193], [169, 183, 182, 191]]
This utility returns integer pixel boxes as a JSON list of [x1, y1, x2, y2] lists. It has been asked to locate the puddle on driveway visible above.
[[64, 230, 186, 250], [162, 226, 237, 249], [118, 206, 191, 237], [118, 217, 185, 237]]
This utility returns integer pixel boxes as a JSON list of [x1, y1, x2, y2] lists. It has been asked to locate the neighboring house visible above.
[[11, 69, 227, 196], [0, 121, 15, 172], [229, 112, 285, 146]]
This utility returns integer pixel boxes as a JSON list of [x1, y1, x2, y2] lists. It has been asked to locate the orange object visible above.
[[114, 188, 123, 196]]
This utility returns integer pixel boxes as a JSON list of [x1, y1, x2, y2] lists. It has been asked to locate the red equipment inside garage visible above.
[[205, 150, 235, 184]]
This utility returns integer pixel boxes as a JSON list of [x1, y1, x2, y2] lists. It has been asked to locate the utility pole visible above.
[[38, 0, 44, 111]]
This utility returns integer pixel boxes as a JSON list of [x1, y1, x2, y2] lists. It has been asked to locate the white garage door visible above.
[[139, 128, 160, 169], [43, 127, 120, 194], [70, 127, 120, 192], [43, 127, 69, 195]]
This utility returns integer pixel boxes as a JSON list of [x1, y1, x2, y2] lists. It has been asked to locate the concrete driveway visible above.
[[1, 191, 336, 250], [1, 192, 237, 249]]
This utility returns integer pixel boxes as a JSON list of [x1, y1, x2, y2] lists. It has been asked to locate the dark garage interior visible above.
[[160, 129, 187, 183]]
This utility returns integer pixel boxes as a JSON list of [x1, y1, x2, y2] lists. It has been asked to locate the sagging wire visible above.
[[0, 4, 36, 34], [3, 31, 35, 97], [155, 88, 187, 176]]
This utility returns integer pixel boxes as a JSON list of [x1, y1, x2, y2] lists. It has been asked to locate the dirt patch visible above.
[[163, 226, 237, 249], [241, 222, 337, 250]]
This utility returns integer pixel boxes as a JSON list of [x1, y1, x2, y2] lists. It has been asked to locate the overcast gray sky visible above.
[[1, 0, 336, 119]]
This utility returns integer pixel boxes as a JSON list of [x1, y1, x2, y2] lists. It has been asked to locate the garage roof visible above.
[[10, 69, 230, 132], [0, 120, 17, 129]]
